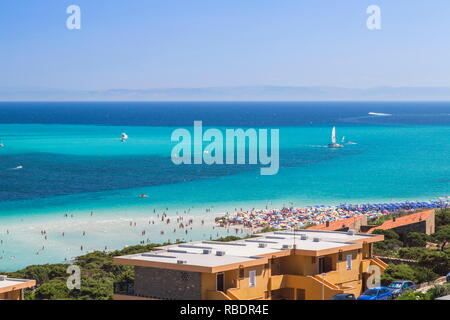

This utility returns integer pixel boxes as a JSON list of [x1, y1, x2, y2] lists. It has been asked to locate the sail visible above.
[[331, 127, 336, 144]]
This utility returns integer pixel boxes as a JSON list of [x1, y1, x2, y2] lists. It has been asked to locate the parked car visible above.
[[357, 287, 394, 300], [446, 272, 450, 283], [331, 293, 356, 300], [388, 280, 417, 298]]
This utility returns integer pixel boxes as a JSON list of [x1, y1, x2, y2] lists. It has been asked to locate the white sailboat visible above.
[[121, 133, 128, 142], [328, 127, 343, 148]]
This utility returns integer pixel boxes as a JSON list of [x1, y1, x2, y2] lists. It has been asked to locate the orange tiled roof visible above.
[[308, 215, 366, 231], [367, 210, 433, 234]]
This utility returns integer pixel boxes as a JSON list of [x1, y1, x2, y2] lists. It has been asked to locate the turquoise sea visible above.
[[0, 102, 449, 271]]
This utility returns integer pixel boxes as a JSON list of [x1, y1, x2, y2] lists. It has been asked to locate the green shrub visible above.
[[396, 290, 431, 300], [426, 283, 450, 300]]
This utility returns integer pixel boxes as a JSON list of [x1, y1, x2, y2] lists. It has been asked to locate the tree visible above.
[[397, 247, 428, 260], [435, 209, 450, 228], [34, 279, 70, 300], [432, 225, 450, 251], [7, 264, 69, 285], [418, 250, 450, 275], [405, 232, 428, 247], [381, 264, 416, 286], [372, 229, 400, 240], [381, 263, 439, 285], [411, 266, 439, 284]]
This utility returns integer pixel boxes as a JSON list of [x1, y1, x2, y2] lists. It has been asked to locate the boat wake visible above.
[[368, 112, 392, 116]]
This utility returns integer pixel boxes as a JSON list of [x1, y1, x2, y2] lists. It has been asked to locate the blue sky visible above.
[[1, 0, 450, 90]]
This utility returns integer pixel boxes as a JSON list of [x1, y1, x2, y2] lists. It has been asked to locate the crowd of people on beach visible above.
[[0, 205, 241, 264], [2, 198, 448, 266], [216, 199, 450, 230]]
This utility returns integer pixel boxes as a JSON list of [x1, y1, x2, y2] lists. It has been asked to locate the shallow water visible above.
[[0, 102, 449, 270]]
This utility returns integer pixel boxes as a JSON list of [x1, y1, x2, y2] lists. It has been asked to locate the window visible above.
[[239, 267, 244, 279], [216, 273, 224, 292], [249, 270, 256, 288], [346, 254, 352, 270], [318, 256, 332, 274]]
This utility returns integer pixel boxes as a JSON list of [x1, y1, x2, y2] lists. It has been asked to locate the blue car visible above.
[[357, 287, 394, 300]]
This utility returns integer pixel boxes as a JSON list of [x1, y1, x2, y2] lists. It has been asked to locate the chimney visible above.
[[393, 217, 396, 222], [326, 221, 330, 227]]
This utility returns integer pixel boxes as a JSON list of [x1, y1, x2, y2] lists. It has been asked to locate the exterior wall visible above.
[[202, 264, 270, 300], [233, 264, 270, 300], [392, 218, 435, 237], [366, 210, 435, 235], [0, 289, 22, 300], [201, 247, 371, 300], [134, 266, 201, 300]]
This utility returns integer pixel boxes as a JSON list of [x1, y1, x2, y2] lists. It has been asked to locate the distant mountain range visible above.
[[1, 86, 450, 101]]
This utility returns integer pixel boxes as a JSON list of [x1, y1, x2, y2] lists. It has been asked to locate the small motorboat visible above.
[[138, 194, 149, 198]]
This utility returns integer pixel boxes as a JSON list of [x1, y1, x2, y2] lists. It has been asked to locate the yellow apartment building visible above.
[[113, 229, 387, 300], [0, 276, 36, 300]]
